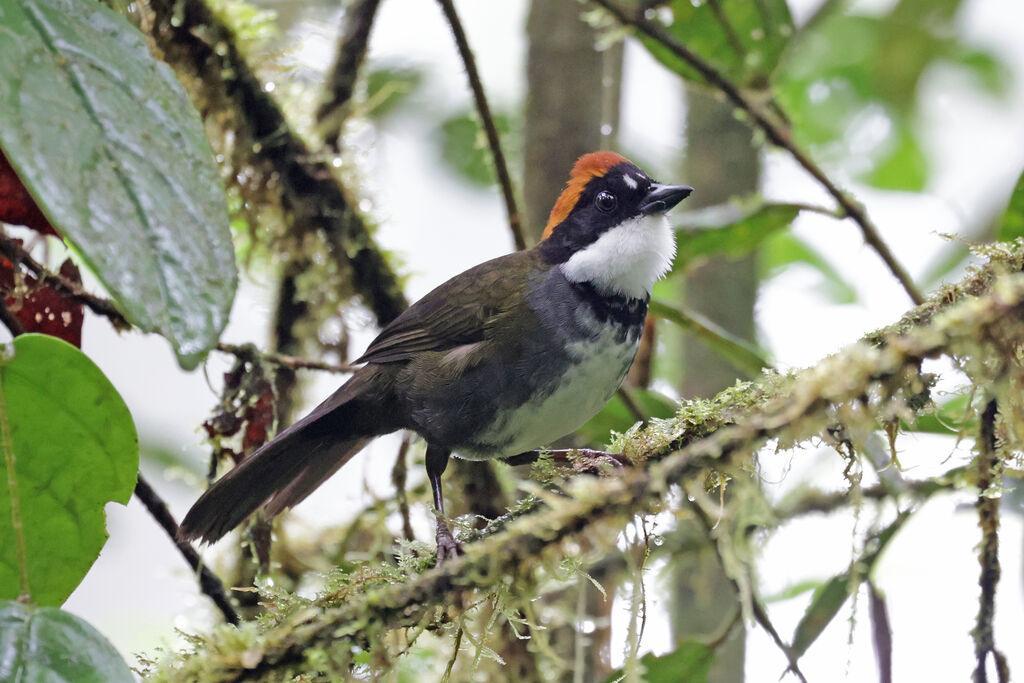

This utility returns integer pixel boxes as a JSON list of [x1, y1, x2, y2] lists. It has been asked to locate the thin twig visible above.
[[616, 386, 647, 423], [0, 233, 129, 328], [392, 433, 415, 542], [134, 474, 241, 625], [0, 297, 26, 336], [972, 400, 1009, 683], [440, 625, 463, 683], [588, 0, 924, 305], [215, 342, 358, 374], [686, 495, 808, 683], [435, 0, 526, 251]]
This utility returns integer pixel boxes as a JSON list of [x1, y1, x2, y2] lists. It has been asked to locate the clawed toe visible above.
[[434, 519, 463, 566]]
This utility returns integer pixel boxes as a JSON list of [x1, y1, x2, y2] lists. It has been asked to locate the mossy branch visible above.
[[145, 0, 409, 326], [147, 246, 1024, 681]]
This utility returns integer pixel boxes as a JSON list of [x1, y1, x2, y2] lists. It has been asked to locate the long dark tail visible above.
[[179, 367, 394, 544]]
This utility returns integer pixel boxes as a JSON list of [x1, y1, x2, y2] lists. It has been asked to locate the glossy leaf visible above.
[[637, 0, 794, 87], [0, 334, 138, 606], [0, 601, 133, 682], [996, 169, 1024, 241], [0, 0, 236, 369], [761, 232, 858, 304], [674, 202, 800, 268], [604, 641, 714, 683]]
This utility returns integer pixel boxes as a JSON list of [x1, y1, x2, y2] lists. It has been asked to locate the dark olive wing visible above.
[[355, 250, 538, 364]]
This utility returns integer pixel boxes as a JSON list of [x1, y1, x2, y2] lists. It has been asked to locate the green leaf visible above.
[[638, 0, 794, 87], [650, 300, 770, 378], [604, 641, 715, 683], [439, 111, 515, 187], [791, 572, 850, 658], [0, 0, 237, 369], [761, 232, 858, 304], [576, 388, 677, 446], [790, 512, 909, 658], [996, 169, 1024, 241], [905, 393, 976, 435], [674, 202, 800, 268], [862, 122, 927, 192], [776, 2, 1005, 190], [0, 334, 138, 606], [365, 67, 422, 119], [0, 601, 133, 682]]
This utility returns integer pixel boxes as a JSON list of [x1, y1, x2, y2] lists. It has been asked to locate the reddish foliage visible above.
[[0, 152, 57, 237], [0, 252, 84, 347], [203, 358, 277, 467]]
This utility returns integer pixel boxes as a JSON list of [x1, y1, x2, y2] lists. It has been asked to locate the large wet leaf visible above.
[[0, 601, 133, 682], [0, 0, 236, 369], [0, 334, 138, 606]]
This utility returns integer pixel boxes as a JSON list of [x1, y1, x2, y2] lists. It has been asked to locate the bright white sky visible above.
[[58, 1, 1024, 680]]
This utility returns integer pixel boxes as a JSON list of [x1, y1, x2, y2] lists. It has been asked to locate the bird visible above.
[[179, 151, 692, 562]]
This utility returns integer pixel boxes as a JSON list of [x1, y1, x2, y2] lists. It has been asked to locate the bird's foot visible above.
[[565, 448, 630, 475], [504, 448, 631, 474], [434, 517, 463, 566]]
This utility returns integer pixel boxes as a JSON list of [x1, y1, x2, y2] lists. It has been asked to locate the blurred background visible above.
[[56, 0, 1024, 679]]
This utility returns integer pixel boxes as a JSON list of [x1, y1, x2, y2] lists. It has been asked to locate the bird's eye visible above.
[[595, 191, 617, 213]]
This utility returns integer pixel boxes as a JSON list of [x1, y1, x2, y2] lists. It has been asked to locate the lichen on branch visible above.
[[144, 245, 1024, 681]]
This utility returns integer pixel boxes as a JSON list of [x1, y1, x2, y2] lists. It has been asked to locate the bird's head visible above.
[[539, 151, 692, 300]]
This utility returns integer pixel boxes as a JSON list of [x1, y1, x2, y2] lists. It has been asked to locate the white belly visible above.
[[462, 330, 639, 459]]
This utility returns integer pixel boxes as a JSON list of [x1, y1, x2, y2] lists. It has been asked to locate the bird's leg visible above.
[[426, 443, 461, 564]]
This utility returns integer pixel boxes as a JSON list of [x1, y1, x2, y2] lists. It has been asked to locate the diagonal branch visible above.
[[134, 475, 240, 625], [317, 0, 383, 148], [0, 232, 129, 329], [588, 0, 924, 305], [435, 0, 526, 251], [147, 0, 409, 326], [149, 252, 1024, 680]]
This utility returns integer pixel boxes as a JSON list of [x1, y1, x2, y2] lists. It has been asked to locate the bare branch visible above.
[[971, 400, 1010, 683], [0, 232, 129, 329], [134, 475, 240, 625], [435, 0, 526, 251], [215, 342, 357, 374], [317, 0, 383, 147]]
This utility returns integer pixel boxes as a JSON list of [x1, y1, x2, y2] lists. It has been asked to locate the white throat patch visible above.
[[559, 214, 676, 299]]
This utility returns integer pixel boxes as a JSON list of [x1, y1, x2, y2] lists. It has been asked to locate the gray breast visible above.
[[451, 269, 646, 459]]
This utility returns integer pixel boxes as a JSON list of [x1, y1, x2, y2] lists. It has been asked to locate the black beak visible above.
[[640, 183, 693, 215]]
